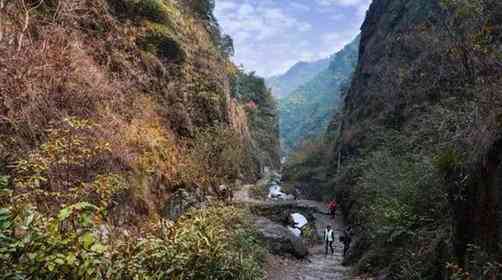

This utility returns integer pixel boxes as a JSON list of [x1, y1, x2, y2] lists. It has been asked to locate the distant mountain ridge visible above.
[[279, 36, 360, 152], [266, 56, 331, 99]]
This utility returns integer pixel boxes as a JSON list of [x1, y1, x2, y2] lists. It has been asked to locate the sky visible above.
[[214, 0, 372, 78]]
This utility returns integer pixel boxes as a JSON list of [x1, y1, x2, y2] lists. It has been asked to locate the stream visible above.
[[251, 173, 352, 279], [288, 213, 308, 237], [267, 177, 306, 237], [264, 199, 351, 280]]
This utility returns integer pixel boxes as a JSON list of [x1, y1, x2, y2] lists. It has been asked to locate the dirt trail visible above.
[[264, 206, 350, 280], [235, 184, 351, 279]]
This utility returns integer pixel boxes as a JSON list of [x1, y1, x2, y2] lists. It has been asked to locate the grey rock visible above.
[[162, 188, 204, 220], [253, 216, 309, 258]]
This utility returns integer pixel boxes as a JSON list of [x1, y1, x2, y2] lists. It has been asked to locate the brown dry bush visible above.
[[0, 0, 250, 226], [1, 1, 131, 212]]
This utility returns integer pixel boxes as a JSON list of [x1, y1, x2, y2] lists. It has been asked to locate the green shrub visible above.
[[0, 194, 265, 280], [0, 175, 9, 207], [458, 244, 502, 279], [0, 202, 108, 279], [107, 205, 265, 279], [139, 22, 185, 62], [357, 149, 447, 233], [187, 125, 245, 188], [125, 0, 174, 23], [334, 132, 449, 277], [282, 137, 332, 200], [169, 206, 265, 279], [433, 148, 464, 173]]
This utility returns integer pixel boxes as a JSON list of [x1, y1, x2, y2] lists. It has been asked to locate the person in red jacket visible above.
[[328, 200, 337, 219]]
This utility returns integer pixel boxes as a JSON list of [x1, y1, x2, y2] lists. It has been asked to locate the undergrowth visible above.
[[283, 137, 332, 200], [0, 1, 273, 277], [1, 175, 265, 279], [0, 0, 259, 222]]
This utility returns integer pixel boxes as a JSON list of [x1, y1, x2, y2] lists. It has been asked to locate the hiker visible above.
[[328, 200, 337, 219], [342, 226, 353, 256], [218, 185, 233, 203], [324, 225, 335, 255]]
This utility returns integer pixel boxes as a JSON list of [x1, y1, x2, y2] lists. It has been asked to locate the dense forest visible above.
[[279, 36, 359, 153], [231, 70, 280, 170]]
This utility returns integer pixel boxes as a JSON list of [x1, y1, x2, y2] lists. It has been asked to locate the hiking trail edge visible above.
[[234, 184, 353, 280]]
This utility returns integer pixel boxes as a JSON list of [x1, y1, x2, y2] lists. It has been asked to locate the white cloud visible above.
[[215, 0, 316, 76], [316, 0, 367, 7], [215, 1, 311, 42], [216, 1, 238, 12], [289, 2, 311, 12], [318, 29, 359, 58], [298, 22, 313, 32], [214, 0, 369, 77], [329, 14, 345, 21]]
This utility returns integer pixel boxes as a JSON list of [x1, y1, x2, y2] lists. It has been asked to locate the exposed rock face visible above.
[[162, 188, 205, 220], [228, 98, 252, 142], [329, 0, 502, 277], [339, 0, 443, 152], [253, 217, 308, 259]]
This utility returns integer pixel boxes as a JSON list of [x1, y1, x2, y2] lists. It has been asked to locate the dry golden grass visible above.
[[0, 0, 254, 226]]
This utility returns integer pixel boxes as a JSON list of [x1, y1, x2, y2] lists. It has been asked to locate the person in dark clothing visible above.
[[324, 225, 335, 255], [343, 226, 352, 256]]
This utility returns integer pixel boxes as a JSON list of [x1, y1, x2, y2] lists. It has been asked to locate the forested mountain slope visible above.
[[0, 0, 278, 278], [266, 57, 331, 99], [322, 0, 502, 278], [232, 71, 281, 170], [279, 37, 359, 152]]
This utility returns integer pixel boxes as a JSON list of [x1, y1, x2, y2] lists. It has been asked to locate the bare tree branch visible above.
[[17, 0, 45, 52]]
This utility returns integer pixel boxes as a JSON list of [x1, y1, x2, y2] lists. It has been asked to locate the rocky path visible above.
[[264, 208, 350, 280], [234, 184, 260, 203], [234, 182, 351, 279]]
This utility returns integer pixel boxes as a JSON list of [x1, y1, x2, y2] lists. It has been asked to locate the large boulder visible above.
[[253, 217, 308, 258]]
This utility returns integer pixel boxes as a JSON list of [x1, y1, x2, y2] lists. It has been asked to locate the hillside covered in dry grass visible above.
[[0, 0, 279, 278]]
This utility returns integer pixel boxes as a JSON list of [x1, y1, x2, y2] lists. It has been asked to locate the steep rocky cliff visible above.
[[0, 0, 278, 224], [0, 1, 279, 278], [326, 0, 502, 278]]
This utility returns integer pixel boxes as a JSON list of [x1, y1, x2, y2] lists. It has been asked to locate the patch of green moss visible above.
[[125, 0, 177, 24], [138, 21, 185, 62], [433, 147, 464, 173], [144, 21, 176, 39]]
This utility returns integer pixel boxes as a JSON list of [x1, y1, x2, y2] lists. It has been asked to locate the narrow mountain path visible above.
[[264, 205, 350, 280], [234, 184, 261, 203], [234, 184, 351, 279]]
